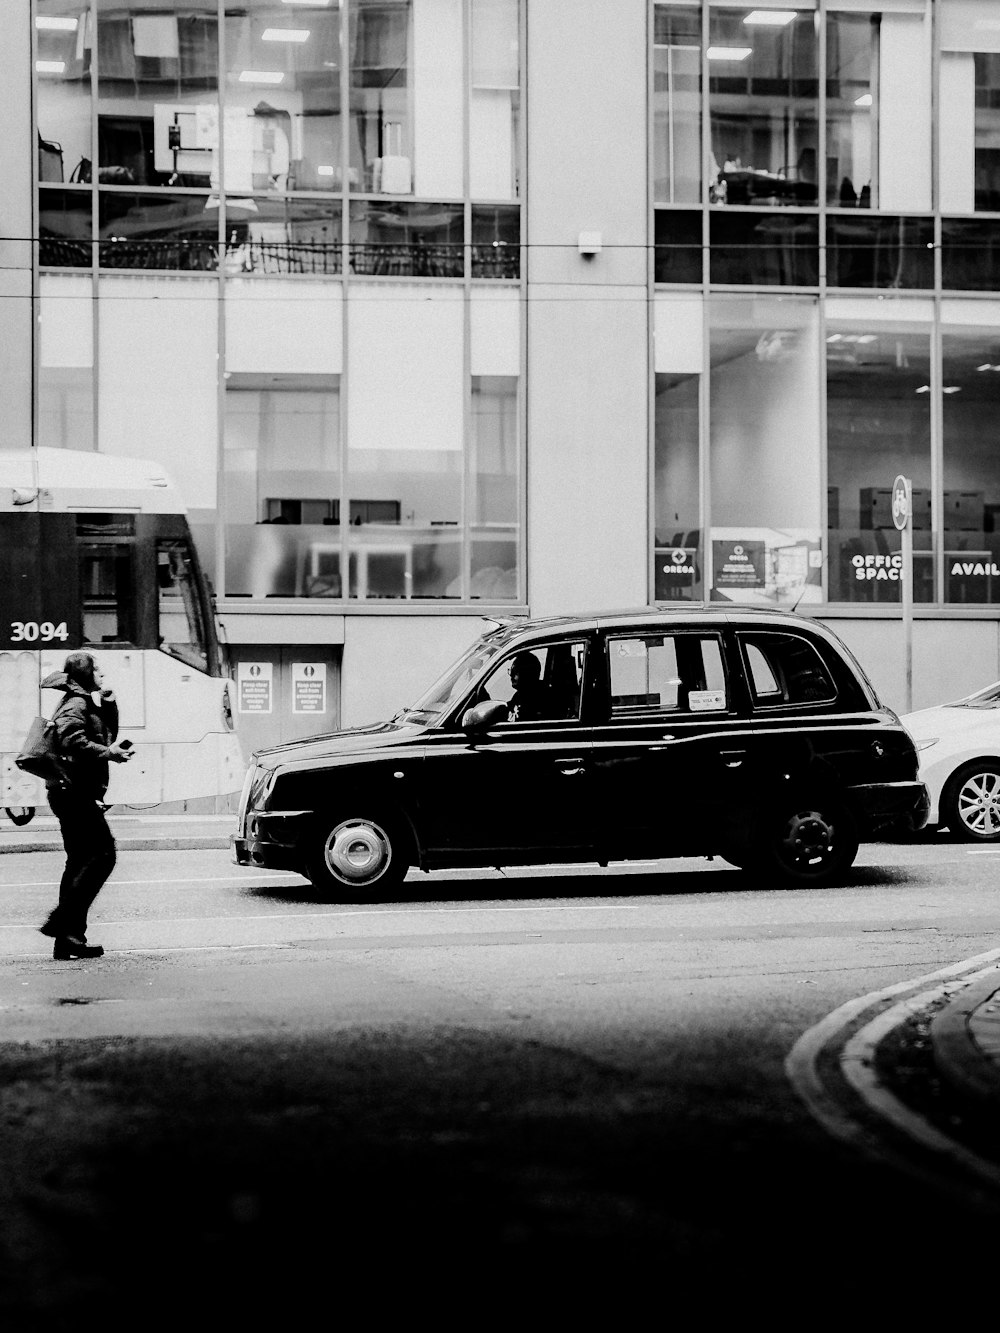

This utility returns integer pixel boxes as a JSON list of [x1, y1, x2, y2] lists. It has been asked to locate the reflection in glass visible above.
[[708, 7, 818, 208], [826, 328, 932, 604], [653, 373, 701, 602], [710, 212, 818, 285], [471, 206, 520, 279], [223, 0, 342, 194], [826, 216, 934, 290], [469, 377, 519, 600], [39, 187, 93, 267], [653, 5, 701, 204], [975, 54, 1000, 212], [942, 218, 1000, 292], [470, 0, 520, 200], [36, 1, 92, 184], [98, 191, 218, 270], [224, 380, 341, 599], [349, 0, 412, 194], [654, 210, 702, 283], [349, 201, 463, 277], [222, 196, 341, 275], [709, 296, 821, 606], [942, 331, 1000, 605], [826, 10, 877, 208], [96, 1, 218, 188]]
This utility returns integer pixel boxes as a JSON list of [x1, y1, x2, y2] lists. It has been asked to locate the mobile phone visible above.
[[119, 739, 133, 750]]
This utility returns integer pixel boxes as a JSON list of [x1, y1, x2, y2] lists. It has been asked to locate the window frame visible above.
[[736, 629, 839, 713], [603, 628, 731, 720]]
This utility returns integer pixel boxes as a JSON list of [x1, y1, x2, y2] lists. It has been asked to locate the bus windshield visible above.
[[157, 541, 209, 671]]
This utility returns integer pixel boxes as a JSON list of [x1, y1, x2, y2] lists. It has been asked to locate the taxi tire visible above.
[[307, 813, 411, 901], [756, 797, 858, 886], [940, 761, 1000, 842]]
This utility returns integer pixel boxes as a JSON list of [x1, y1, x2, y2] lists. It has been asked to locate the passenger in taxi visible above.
[[507, 652, 559, 722]]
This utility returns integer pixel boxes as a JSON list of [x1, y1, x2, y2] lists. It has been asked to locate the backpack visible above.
[[14, 702, 70, 784]]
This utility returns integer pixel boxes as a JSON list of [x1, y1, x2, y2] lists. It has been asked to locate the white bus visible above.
[[0, 449, 243, 822]]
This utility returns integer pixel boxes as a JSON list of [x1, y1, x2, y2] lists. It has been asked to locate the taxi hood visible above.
[[252, 718, 426, 769]]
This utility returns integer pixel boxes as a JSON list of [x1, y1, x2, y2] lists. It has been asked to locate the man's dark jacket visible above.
[[42, 672, 120, 799]]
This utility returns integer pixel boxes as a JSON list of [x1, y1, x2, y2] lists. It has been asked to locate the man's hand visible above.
[[109, 741, 133, 763]]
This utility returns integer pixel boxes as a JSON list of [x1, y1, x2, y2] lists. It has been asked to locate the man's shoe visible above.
[[53, 938, 104, 961]]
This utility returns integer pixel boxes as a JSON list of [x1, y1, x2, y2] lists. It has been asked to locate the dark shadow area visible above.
[[0, 1027, 996, 1330], [239, 859, 927, 908]]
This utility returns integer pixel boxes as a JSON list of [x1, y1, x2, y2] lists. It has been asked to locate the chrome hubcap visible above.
[[779, 809, 835, 869], [325, 820, 391, 884], [957, 772, 1000, 836]]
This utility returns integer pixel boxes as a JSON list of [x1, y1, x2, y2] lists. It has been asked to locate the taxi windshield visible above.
[[399, 633, 508, 723]]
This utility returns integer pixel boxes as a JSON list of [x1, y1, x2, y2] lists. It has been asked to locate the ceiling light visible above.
[[262, 28, 310, 42], [35, 60, 66, 74], [239, 70, 285, 84], [826, 334, 842, 343], [942, 385, 962, 394], [316, 165, 336, 176], [35, 15, 78, 30], [854, 93, 873, 107], [707, 46, 753, 61], [915, 385, 930, 394], [743, 11, 796, 26], [976, 363, 1000, 372]]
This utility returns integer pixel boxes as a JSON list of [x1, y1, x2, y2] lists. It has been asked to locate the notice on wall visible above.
[[292, 661, 327, 714], [713, 540, 765, 591], [237, 661, 273, 714]]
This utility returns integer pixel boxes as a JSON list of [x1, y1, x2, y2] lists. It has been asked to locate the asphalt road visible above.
[[2, 839, 1000, 1327]]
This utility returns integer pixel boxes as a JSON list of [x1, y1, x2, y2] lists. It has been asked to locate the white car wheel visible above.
[[941, 762, 1000, 842]]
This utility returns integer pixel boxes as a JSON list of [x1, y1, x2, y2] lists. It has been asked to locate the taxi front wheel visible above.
[[756, 799, 858, 886], [307, 814, 410, 900]]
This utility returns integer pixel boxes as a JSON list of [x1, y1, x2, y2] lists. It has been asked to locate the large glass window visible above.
[[942, 218, 1000, 291], [825, 8, 877, 208], [470, 376, 520, 600], [36, 1, 92, 185], [653, 4, 701, 204], [826, 325, 932, 603], [654, 209, 702, 283], [826, 215, 934, 289], [471, 0, 520, 200], [349, 200, 463, 276], [708, 4, 819, 208], [709, 296, 822, 606], [710, 211, 818, 285], [942, 330, 1000, 605], [96, 1, 218, 189], [653, 372, 701, 602], [940, 0, 1000, 213], [223, 0, 343, 194], [349, 0, 412, 194]]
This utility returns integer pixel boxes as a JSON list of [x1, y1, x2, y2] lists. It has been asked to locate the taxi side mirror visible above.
[[461, 700, 509, 736]]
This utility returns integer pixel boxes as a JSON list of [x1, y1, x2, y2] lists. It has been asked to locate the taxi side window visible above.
[[608, 634, 728, 715], [740, 633, 836, 707], [478, 640, 588, 723]]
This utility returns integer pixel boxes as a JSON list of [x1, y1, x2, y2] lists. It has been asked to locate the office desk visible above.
[[722, 170, 818, 205]]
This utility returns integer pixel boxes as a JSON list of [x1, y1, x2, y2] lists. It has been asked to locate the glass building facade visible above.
[[19, 1, 1000, 728]]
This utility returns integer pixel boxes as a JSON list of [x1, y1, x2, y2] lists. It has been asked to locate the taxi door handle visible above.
[[555, 758, 586, 776], [720, 748, 747, 768], [649, 735, 675, 750]]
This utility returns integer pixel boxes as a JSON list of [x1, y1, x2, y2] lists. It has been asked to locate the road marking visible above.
[[966, 849, 1000, 855], [786, 947, 1000, 1189]]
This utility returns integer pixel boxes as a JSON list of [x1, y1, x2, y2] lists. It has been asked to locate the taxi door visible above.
[[588, 628, 755, 861]]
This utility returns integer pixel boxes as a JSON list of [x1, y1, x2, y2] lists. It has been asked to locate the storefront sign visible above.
[[237, 661, 273, 713], [851, 553, 902, 582], [292, 661, 327, 714], [713, 540, 765, 591]]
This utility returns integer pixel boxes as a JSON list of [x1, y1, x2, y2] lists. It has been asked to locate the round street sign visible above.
[[891, 475, 910, 531]]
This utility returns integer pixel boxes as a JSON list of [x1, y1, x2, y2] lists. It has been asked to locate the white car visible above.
[[902, 682, 1000, 840]]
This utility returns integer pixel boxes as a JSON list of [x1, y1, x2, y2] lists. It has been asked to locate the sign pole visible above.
[[892, 475, 913, 713]]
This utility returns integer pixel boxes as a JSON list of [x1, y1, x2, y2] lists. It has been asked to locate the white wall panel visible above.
[[470, 289, 520, 375], [939, 54, 977, 214], [348, 286, 464, 452], [413, 0, 464, 198], [98, 277, 218, 508], [655, 296, 703, 373], [40, 275, 93, 368], [225, 279, 343, 374], [879, 14, 932, 211], [341, 615, 485, 727]]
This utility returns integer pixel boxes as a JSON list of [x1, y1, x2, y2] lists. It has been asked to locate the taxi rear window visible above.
[[739, 632, 836, 707]]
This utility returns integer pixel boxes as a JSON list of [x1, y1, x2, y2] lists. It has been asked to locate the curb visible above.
[[931, 969, 1000, 1108], [0, 836, 230, 855]]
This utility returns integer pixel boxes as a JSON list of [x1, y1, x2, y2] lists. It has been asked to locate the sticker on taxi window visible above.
[[689, 690, 725, 712]]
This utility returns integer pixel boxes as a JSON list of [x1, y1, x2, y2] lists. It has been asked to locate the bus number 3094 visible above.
[[9, 622, 69, 643]]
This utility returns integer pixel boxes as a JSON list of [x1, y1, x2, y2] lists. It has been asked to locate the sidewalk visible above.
[[0, 812, 236, 855], [931, 969, 1000, 1108]]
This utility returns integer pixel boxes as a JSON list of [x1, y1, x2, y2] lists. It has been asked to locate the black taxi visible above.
[[232, 608, 929, 898]]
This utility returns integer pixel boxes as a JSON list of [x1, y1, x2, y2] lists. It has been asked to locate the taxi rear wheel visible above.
[[307, 814, 410, 900], [941, 762, 1000, 842], [756, 799, 858, 886]]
